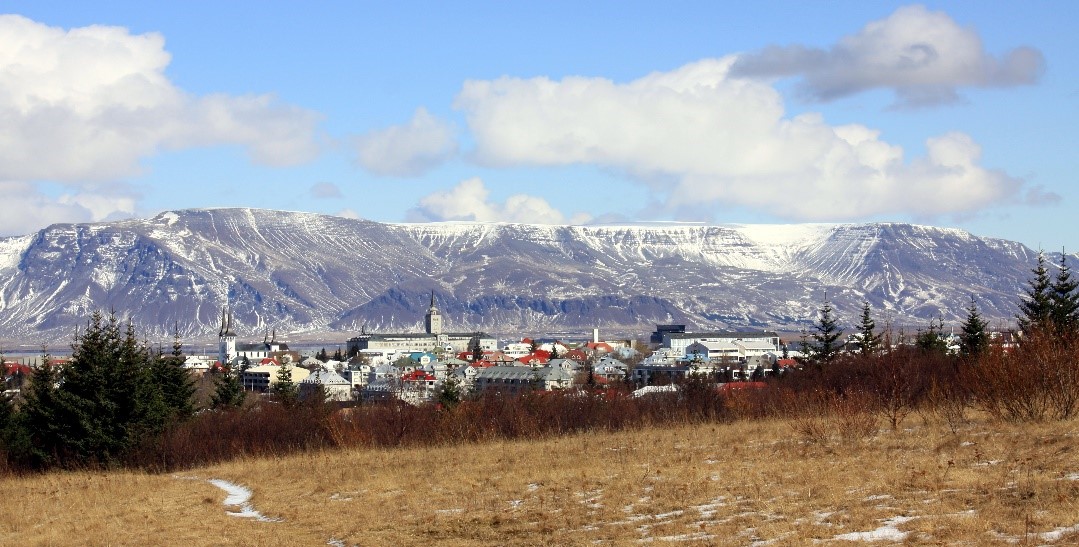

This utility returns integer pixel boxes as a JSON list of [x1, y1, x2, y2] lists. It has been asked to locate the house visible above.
[[593, 357, 629, 383], [684, 341, 740, 363], [661, 329, 779, 356], [240, 364, 310, 392], [299, 368, 352, 402], [474, 366, 573, 394]]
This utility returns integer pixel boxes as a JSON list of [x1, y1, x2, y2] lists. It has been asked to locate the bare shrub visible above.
[[965, 329, 1079, 422]]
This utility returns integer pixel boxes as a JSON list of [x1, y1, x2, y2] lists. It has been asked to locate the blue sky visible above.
[[2, 2, 1076, 252]]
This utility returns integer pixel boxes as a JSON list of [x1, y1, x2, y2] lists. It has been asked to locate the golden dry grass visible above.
[[3, 411, 1079, 546]]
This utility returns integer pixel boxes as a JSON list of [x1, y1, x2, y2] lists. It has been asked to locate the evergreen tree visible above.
[[16, 313, 168, 468], [151, 322, 195, 420], [316, 348, 328, 362], [210, 365, 245, 409], [332, 347, 344, 361], [914, 315, 949, 354], [12, 350, 62, 467], [810, 296, 843, 366], [1050, 251, 1079, 340], [470, 337, 484, 363], [1017, 252, 1054, 335], [436, 375, 461, 409], [959, 295, 989, 358], [549, 344, 560, 360], [0, 349, 14, 456], [270, 364, 299, 407], [856, 300, 882, 357]]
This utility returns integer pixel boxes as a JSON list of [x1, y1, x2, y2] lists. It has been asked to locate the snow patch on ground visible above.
[[1039, 523, 1079, 542], [208, 479, 280, 522], [833, 516, 914, 542]]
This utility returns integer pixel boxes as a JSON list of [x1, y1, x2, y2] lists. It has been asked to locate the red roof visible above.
[[518, 354, 548, 365], [586, 342, 614, 353], [402, 370, 436, 382], [719, 381, 769, 392], [2, 362, 31, 376], [260, 357, 280, 366], [566, 349, 589, 360]]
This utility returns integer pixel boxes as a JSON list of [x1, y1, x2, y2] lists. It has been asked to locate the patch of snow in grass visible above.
[[527, 483, 540, 491], [509, 499, 524, 509], [1065, 473, 1079, 481], [833, 516, 915, 542], [435, 508, 464, 515], [864, 494, 891, 501], [1040, 523, 1079, 542], [638, 531, 715, 543], [208, 479, 281, 522]]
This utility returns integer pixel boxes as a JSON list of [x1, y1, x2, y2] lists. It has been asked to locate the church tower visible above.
[[424, 290, 443, 335], [218, 306, 237, 365]]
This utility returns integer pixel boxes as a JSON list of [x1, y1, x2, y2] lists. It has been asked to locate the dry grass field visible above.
[[2, 410, 1078, 546]]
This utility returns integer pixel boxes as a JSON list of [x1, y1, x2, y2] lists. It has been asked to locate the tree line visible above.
[[801, 251, 1078, 364]]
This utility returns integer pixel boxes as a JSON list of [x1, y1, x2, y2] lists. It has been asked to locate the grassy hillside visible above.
[[3, 411, 1077, 546]]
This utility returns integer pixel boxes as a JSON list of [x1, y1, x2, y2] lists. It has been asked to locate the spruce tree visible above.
[[151, 352, 195, 421], [810, 296, 843, 366], [14, 350, 64, 467], [1017, 252, 1054, 335], [210, 365, 246, 409], [436, 375, 462, 409], [959, 295, 990, 358], [271, 364, 299, 407], [470, 338, 484, 363], [1050, 251, 1079, 340], [915, 315, 949, 354], [856, 300, 882, 357]]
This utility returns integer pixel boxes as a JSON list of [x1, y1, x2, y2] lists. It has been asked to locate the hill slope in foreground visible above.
[[2, 416, 1077, 545]]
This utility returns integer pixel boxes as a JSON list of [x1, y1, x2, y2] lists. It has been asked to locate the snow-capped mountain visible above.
[[0, 208, 1052, 341]]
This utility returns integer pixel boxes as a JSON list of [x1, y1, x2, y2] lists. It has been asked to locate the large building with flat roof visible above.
[[346, 291, 496, 357]]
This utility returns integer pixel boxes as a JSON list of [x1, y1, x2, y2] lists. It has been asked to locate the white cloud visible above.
[[354, 108, 457, 176], [454, 57, 1025, 221], [730, 5, 1044, 107], [310, 182, 343, 199], [335, 208, 360, 219], [0, 181, 130, 235], [408, 177, 588, 224], [0, 14, 321, 183]]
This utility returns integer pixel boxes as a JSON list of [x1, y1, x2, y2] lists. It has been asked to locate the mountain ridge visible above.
[[0, 207, 1052, 342]]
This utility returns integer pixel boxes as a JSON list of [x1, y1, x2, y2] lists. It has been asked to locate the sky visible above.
[[1, 2, 1076, 252]]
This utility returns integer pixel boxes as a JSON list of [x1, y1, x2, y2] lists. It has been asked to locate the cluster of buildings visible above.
[[0, 293, 793, 406], [167, 295, 790, 406]]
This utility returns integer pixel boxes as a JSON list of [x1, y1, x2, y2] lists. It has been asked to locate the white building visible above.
[[299, 369, 352, 402]]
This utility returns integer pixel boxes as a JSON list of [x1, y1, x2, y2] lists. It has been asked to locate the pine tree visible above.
[[436, 375, 462, 409], [1017, 252, 1054, 335], [856, 300, 882, 357], [959, 295, 989, 357], [13, 350, 63, 467], [15, 314, 168, 468], [915, 315, 949, 354], [470, 337, 484, 363], [810, 296, 843, 366], [1050, 251, 1079, 340], [271, 364, 299, 407], [210, 365, 245, 409]]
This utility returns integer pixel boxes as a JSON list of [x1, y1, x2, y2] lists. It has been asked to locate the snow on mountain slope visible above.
[[0, 208, 1055, 341]]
